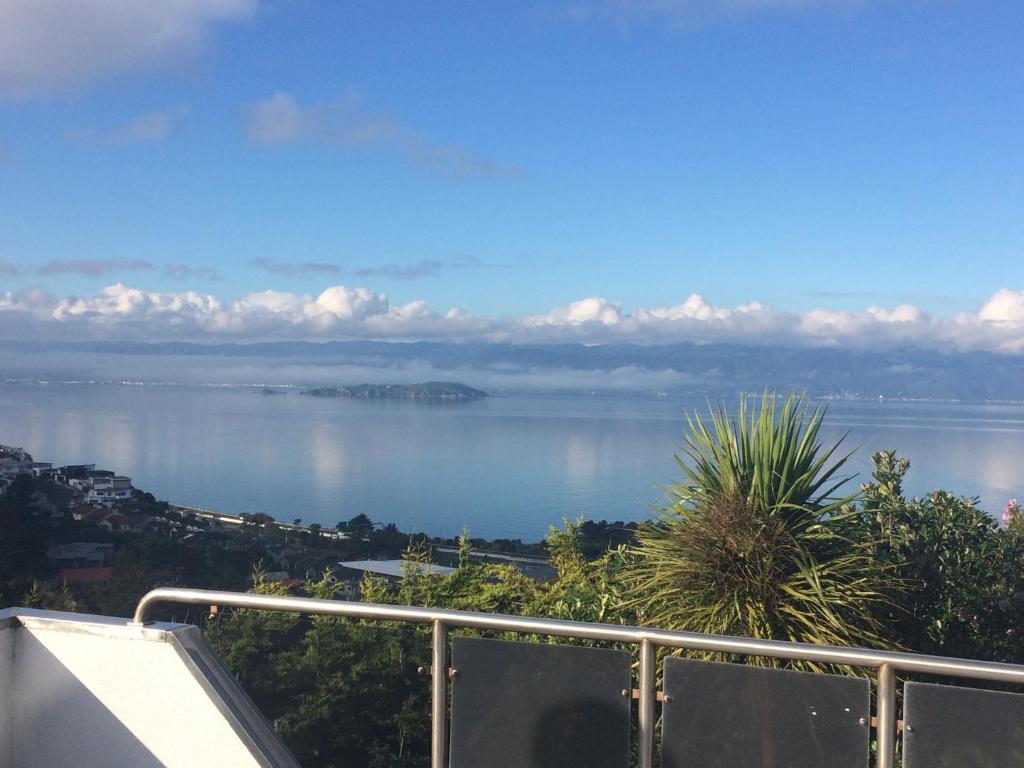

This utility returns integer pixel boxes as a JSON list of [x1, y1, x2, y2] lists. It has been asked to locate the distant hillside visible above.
[[5, 340, 1024, 401], [301, 382, 487, 401]]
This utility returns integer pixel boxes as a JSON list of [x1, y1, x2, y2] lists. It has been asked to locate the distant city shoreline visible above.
[[1, 442, 632, 586], [4, 338, 1024, 402], [3, 378, 1024, 406]]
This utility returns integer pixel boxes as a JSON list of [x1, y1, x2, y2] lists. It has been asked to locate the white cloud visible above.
[[244, 92, 318, 144], [513, 291, 1024, 353], [0, 0, 256, 100], [646, 293, 733, 321], [243, 91, 522, 181], [521, 293, 798, 344], [67, 108, 190, 145], [4, 282, 1024, 353], [978, 289, 1024, 325], [523, 297, 625, 327], [0, 286, 55, 311], [51, 285, 223, 339], [20, 283, 489, 341]]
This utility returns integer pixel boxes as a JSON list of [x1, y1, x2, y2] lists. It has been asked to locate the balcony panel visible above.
[[661, 657, 870, 768], [449, 637, 632, 768], [903, 681, 1024, 767]]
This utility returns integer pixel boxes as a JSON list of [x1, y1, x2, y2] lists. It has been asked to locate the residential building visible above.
[[98, 512, 147, 534], [86, 475, 134, 507], [54, 464, 97, 485], [47, 542, 114, 569], [69, 503, 109, 523], [30, 462, 54, 479]]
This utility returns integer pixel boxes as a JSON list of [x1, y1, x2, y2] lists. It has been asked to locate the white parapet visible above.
[[0, 608, 299, 768]]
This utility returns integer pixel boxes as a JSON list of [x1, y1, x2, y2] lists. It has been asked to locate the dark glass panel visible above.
[[903, 681, 1024, 767], [449, 637, 632, 768], [661, 657, 870, 768]]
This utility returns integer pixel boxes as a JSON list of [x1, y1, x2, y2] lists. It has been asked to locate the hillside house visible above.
[[85, 475, 134, 507], [47, 542, 114, 569], [99, 512, 147, 534]]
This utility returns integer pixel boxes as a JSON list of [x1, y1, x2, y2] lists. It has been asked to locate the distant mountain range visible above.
[[3, 339, 1024, 402]]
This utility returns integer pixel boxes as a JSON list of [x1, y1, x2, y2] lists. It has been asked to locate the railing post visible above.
[[876, 662, 897, 768], [432, 620, 448, 768], [638, 638, 656, 768]]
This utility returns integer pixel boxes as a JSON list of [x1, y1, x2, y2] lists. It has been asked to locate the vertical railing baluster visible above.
[[638, 638, 656, 768], [876, 663, 897, 768], [432, 620, 448, 768]]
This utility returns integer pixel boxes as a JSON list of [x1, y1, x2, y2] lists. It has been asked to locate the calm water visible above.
[[2, 383, 1022, 540]]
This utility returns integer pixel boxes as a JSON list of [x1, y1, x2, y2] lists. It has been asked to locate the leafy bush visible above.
[[858, 450, 1024, 663]]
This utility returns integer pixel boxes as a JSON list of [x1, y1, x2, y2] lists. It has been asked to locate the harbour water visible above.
[[2, 383, 1022, 540]]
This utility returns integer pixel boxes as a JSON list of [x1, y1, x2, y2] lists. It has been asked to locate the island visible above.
[[300, 381, 487, 401]]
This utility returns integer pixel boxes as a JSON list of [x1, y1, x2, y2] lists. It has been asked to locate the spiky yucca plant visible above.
[[625, 393, 892, 666]]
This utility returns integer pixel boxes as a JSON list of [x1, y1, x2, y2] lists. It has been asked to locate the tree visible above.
[[858, 450, 1024, 662], [0, 476, 50, 600], [206, 525, 629, 766], [347, 513, 373, 534], [22, 580, 79, 612], [623, 393, 893, 664]]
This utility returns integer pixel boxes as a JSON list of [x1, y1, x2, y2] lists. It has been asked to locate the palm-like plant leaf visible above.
[[625, 392, 894, 668]]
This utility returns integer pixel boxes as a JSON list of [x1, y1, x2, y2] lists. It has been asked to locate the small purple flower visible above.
[[1002, 499, 1021, 526]]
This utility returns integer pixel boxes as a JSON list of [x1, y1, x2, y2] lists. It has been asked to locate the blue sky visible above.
[[1, 0, 1022, 348]]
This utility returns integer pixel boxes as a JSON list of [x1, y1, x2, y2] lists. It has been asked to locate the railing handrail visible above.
[[132, 586, 1024, 768], [132, 586, 1024, 684]]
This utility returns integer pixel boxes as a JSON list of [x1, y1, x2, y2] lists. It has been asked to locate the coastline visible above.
[[5, 378, 1024, 406]]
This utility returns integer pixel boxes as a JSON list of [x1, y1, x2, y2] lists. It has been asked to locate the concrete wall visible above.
[[0, 617, 14, 768], [2, 610, 298, 768]]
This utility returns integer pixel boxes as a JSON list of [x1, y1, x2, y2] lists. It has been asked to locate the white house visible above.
[[86, 475, 134, 507]]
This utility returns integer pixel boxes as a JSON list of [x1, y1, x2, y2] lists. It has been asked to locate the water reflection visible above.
[[0, 384, 1021, 539]]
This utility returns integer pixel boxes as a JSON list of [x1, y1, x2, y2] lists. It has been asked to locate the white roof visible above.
[[337, 559, 456, 578]]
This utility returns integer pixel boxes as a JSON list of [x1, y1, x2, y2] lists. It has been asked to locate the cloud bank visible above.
[[3, 282, 1024, 354], [0, 0, 256, 100]]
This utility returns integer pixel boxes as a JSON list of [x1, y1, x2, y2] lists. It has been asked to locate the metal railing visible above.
[[133, 587, 1024, 768]]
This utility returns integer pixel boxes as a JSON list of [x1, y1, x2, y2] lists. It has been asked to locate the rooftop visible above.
[[0, 607, 296, 768], [337, 558, 457, 579]]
